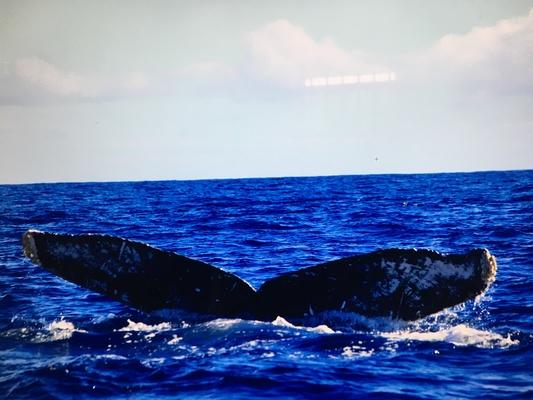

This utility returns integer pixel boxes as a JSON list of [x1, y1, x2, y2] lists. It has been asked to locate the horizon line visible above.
[[1, 167, 531, 186]]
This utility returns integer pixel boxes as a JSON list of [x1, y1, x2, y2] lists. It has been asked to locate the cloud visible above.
[[4, 21, 394, 103], [120, 72, 152, 93], [168, 61, 238, 93], [4, 9, 533, 104], [3, 57, 233, 103], [245, 19, 391, 88], [9, 57, 153, 101], [15, 57, 101, 97], [411, 8, 533, 92], [174, 61, 236, 81]]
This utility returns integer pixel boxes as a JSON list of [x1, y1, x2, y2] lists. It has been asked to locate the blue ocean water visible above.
[[0, 171, 532, 399]]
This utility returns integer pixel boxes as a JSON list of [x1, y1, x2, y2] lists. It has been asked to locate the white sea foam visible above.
[[95, 354, 128, 361], [141, 357, 166, 367], [199, 316, 336, 334], [271, 316, 294, 328], [203, 318, 243, 330], [272, 316, 336, 334], [381, 324, 519, 349], [34, 318, 87, 342], [167, 335, 182, 345], [117, 319, 171, 332], [49, 320, 85, 340], [341, 346, 375, 358]]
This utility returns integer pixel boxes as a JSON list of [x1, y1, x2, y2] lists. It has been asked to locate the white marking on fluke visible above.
[[118, 241, 126, 261]]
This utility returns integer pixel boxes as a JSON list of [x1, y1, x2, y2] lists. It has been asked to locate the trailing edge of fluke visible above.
[[22, 230, 497, 322]]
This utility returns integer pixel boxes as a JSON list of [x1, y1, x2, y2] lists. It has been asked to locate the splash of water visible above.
[[381, 324, 519, 349]]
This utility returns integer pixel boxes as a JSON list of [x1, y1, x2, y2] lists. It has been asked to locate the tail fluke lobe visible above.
[[256, 248, 497, 321], [22, 230, 256, 318]]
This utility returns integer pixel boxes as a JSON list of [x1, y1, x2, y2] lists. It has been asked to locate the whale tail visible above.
[[22, 230, 497, 321], [23, 230, 257, 318], [255, 248, 497, 321]]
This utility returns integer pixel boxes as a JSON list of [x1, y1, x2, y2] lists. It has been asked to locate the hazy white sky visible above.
[[1, 0, 532, 183]]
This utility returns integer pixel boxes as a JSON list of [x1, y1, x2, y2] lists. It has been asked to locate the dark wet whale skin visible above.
[[23, 230, 257, 318], [256, 248, 496, 321], [23, 230, 497, 322]]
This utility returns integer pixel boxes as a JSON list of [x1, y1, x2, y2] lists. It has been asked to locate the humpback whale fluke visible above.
[[23, 230, 256, 317], [256, 248, 497, 321], [22, 230, 497, 322]]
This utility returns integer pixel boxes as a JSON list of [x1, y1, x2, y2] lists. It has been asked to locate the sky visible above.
[[0, 0, 532, 184]]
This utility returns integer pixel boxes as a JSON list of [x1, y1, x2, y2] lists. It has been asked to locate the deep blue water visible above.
[[0, 171, 532, 399]]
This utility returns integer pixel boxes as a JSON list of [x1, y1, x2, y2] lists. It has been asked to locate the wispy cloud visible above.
[[245, 19, 390, 88], [3, 9, 533, 104], [410, 8, 533, 92], [174, 61, 236, 81], [3, 57, 233, 103], [8, 57, 152, 102], [15, 57, 102, 97]]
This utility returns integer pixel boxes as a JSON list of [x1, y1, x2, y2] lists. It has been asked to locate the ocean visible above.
[[0, 170, 532, 399]]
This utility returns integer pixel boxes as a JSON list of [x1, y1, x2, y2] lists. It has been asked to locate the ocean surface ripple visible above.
[[0, 171, 532, 399]]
